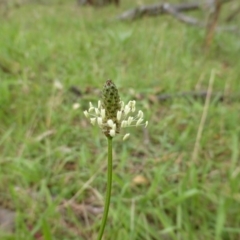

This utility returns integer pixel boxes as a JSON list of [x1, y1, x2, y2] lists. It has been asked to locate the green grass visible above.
[[0, 1, 240, 239]]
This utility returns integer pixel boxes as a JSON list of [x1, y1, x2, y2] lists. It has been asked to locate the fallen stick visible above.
[[116, 2, 200, 21], [116, 1, 239, 34]]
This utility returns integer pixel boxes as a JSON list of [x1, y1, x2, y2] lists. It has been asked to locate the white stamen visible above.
[[123, 133, 130, 141], [145, 121, 148, 128], [90, 118, 96, 125], [128, 100, 136, 108], [84, 97, 148, 139], [138, 110, 143, 118], [101, 109, 105, 119], [127, 116, 133, 125], [89, 107, 94, 112], [97, 117, 102, 126], [127, 100, 136, 112], [117, 111, 122, 121], [107, 119, 114, 127], [121, 120, 128, 128], [109, 129, 115, 137], [83, 110, 89, 118], [95, 108, 100, 115], [124, 105, 130, 115], [136, 118, 143, 126]]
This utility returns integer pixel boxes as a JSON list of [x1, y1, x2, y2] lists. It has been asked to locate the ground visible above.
[[0, 0, 240, 239]]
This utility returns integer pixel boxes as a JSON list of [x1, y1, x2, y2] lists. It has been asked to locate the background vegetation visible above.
[[0, 0, 240, 239]]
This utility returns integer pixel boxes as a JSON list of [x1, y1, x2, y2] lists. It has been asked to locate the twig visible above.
[[116, 1, 239, 34], [77, 0, 119, 6], [204, 0, 223, 50], [116, 2, 200, 21], [162, 3, 203, 27]]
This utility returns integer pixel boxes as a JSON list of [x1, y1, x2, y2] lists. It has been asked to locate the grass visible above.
[[0, 0, 240, 239]]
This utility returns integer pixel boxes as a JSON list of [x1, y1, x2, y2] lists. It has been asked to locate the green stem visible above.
[[97, 137, 113, 240]]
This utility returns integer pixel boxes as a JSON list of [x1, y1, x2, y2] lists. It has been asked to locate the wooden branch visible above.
[[78, 0, 119, 7], [116, 2, 200, 21], [117, 1, 239, 34], [204, 0, 223, 50], [161, 3, 204, 27]]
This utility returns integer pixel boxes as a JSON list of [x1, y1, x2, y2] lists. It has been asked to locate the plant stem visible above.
[[97, 137, 113, 240]]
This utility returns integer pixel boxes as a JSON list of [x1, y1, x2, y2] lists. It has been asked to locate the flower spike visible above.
[[83, 80, 148, 140]]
